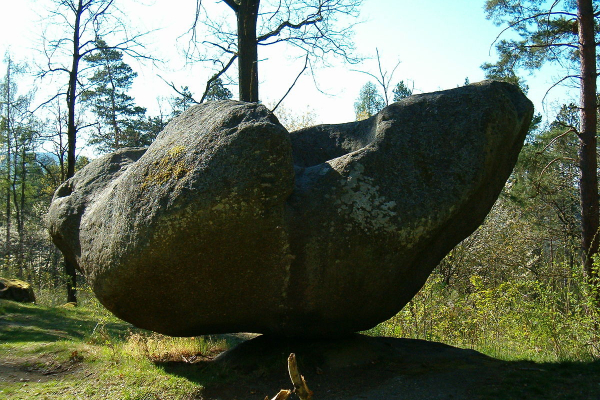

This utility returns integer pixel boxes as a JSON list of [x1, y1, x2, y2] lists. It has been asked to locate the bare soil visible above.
[[0, 352, 84, 385]]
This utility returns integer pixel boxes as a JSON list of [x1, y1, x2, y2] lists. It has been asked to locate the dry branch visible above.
[[288, 353, 313, 400], [266, 389, 292, 400], [268, 353, 313, 400]]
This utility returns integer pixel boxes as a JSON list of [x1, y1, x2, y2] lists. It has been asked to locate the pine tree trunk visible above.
[[11, 140, 22, 278], [66, 2, 81, 180], [17, 144, 26, 278], [63, 0, 84, 304], [104, 55, 121, 149], [236, 0, 260, 102], [577, 0, 599, 286], [5, 58, 11, 265]]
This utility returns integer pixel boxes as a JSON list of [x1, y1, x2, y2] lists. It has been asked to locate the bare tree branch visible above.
[[187, 0, 204, 46], [185, 0, 362, 101], [158, 75, 201, 104], [203, 40, 238, 55], [525, 43, 579, 50], [222, 0, 239, 12], [199, 53, 238, 103], [271, 53, 309, 112], [352, 48, 401, 106], [540, 127, 577, 153], [488, 10, 578, 55], [257, 15, 323, 43], [541, 74, 581, 105]]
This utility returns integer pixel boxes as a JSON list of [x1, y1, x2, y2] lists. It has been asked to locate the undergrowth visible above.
[[365, 271, 600, 363]]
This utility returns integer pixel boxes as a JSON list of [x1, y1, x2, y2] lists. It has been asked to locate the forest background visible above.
[[1, 0, 599, 364]]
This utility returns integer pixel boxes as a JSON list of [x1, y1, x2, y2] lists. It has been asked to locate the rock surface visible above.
[[47, 81, 533, 337], [199, 334, 503, 400], [0, 278, 36, 303]]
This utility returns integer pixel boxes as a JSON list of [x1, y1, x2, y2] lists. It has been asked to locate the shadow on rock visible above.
[[160, 334, 507, 400]]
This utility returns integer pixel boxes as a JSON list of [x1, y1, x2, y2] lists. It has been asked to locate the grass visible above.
[[0, 298, 235, 399], [362, 273, 600, 364], [2, 282, 600, 399]]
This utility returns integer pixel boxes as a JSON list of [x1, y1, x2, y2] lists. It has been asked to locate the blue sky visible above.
[[1, 0, 578, 127]]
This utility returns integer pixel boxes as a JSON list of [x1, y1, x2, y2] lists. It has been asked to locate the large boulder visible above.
[[0, 278, 36, 303], [47, 81, 533, 337]]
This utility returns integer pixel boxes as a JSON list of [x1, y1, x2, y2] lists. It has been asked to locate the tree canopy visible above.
[[82, 40, 151, 152], [483, 0, 599, 287], [354, 81, 385, 120]]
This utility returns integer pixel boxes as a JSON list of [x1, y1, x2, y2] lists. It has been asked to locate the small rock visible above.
[[0, 277, 36, 303]]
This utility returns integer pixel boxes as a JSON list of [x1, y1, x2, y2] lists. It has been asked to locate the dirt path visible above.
[[0, 352, 84, 385]]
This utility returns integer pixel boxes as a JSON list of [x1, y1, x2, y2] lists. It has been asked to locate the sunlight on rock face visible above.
[[47, 81, 533, 338]]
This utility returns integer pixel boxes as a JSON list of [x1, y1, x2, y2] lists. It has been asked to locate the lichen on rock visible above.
[[47, 82, 533, 337], [141, 145, 190, 189]]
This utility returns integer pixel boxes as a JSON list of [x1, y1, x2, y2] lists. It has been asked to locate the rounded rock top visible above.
[[47, 82, 533, 337]]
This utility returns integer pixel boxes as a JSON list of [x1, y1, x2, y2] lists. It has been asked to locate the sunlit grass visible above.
[[0, 299, 230, 399], [364, 273, 600, 363]]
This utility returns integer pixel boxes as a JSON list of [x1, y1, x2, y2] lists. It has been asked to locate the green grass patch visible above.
[[0, 299, 234, 399], [0, 300, 129, 344], [2, 277, 600, 400]]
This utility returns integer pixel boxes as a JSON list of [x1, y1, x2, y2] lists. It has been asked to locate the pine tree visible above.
[[354, 82, 385, 120], [170, 86, 196, 118], [0, 55, 42, 279], [169, 79, 232, 120], [392, 80, 413, 102], [483, 0, 599, 286], [82, 39, 148, 152], [205, 78, 233, 102]]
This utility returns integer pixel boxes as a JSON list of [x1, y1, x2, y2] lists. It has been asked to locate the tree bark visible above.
[[577, 0, 599, 285], [5, 58, 11, 264], [66, 2, 82, 180], [11, 137, 22, 278], [18, 144, 27, 279], [102, 50, 122, 149], [65, 257, 77, 303], [63, 0, 85, 303], [236, 0, 260, 102]]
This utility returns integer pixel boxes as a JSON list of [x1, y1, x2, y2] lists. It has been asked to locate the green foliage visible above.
[[205, 78, 233, 102], [0, 55, 59, 284], [392, 80, 412, 101], [367, 270, 599, 362], [366, 121, 599, 360], [0, 299, 237, 399], [82, 39, 156, 152], [271, 103, 318, 131], [354, 81, 385, 120], [481, 0, 592, 93], [170, 79, 232, 120], [169, 85, 196, 118], [481, 45, 529, 92]]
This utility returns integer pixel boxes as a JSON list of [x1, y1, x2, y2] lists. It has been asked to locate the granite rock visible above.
[[47, 81, 533, 337]]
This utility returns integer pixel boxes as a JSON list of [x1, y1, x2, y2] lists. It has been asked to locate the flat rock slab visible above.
[[47, 81, 533, 337]]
